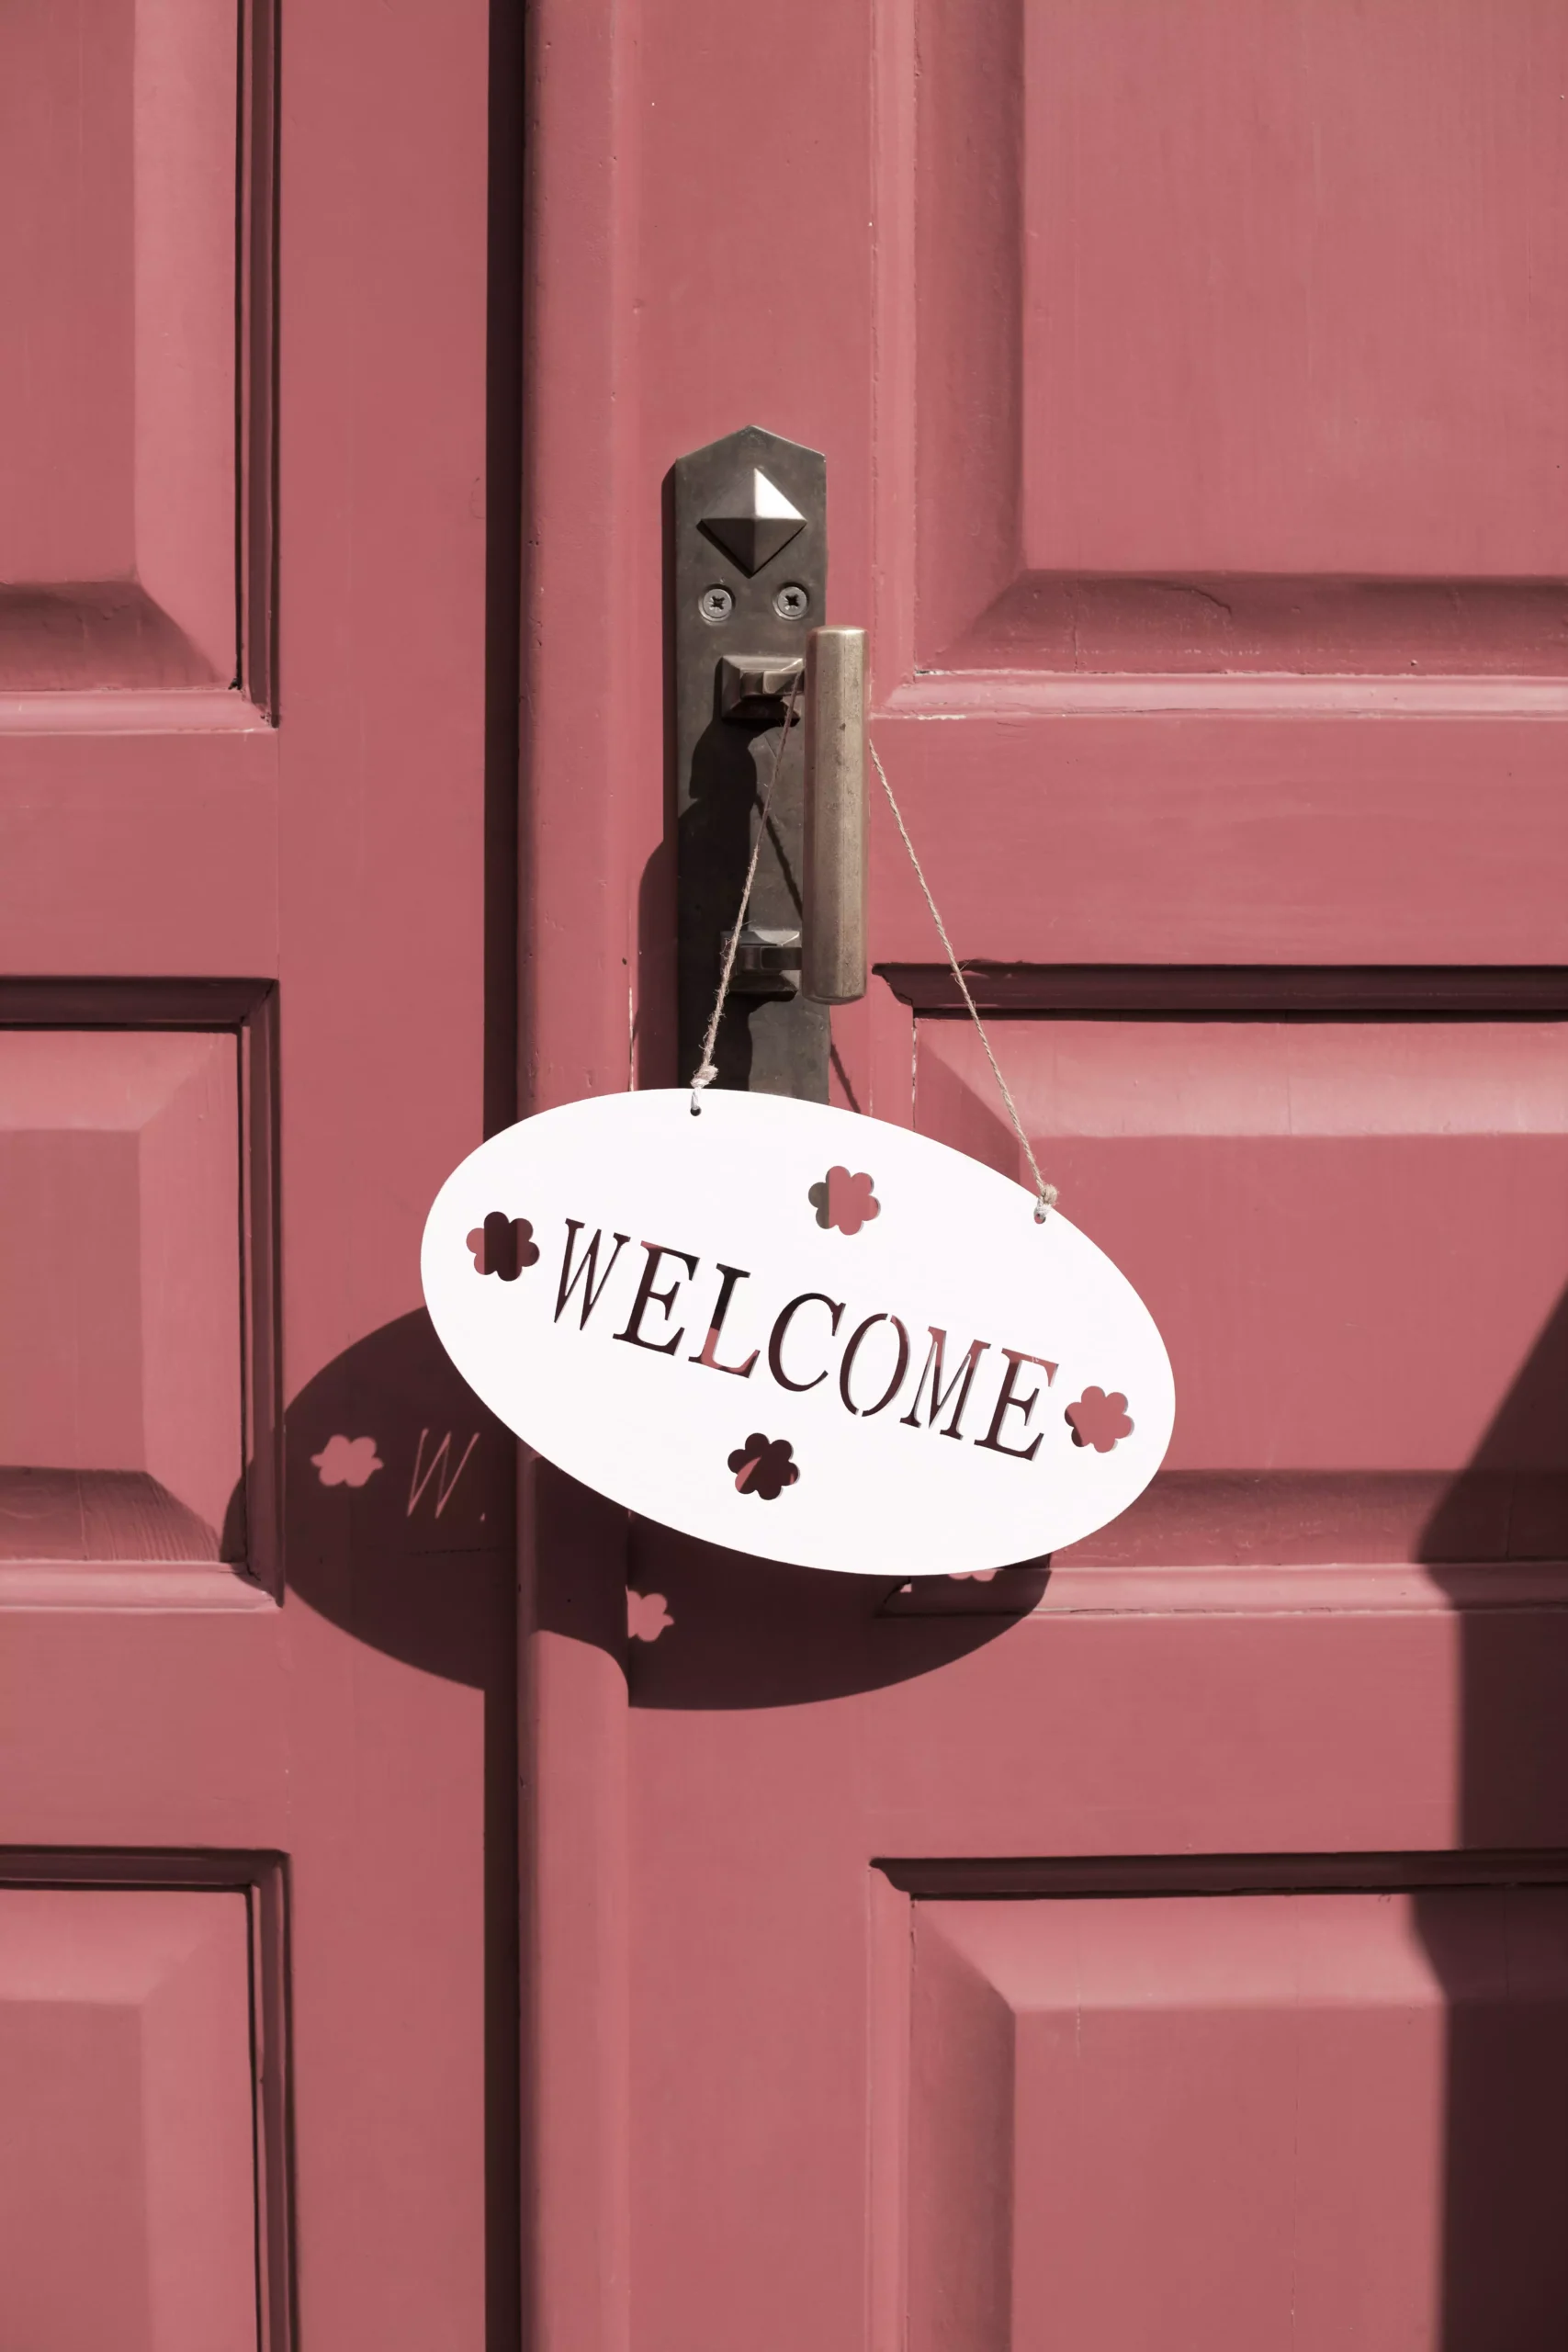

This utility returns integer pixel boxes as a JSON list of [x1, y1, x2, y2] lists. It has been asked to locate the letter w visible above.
[[556, 1220, 630, 1328], [408, 1428, 479, 1519], [899, 1329, 990, 1440]]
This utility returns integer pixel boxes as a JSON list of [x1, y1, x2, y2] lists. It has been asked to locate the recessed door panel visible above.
[[0, 1887, 258, 2352], [911, 0, 1568, 666], [0, 1032, 243, 1563], [911, 1891, 1568, 2352], [0, 0, 241, 688], [1021, 1, 1568, 581], [917, 1013, 1568, 1566]]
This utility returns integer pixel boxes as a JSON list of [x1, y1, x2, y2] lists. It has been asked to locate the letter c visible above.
[[768, 1292, 844, 1392]]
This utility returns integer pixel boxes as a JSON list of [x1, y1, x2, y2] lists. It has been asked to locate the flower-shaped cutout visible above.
[[728, 1432, 800, 1499], [1065, 1386, 1134, 1453], [807, 1167, 880, 1236], [467, 1212, 541, 1281]]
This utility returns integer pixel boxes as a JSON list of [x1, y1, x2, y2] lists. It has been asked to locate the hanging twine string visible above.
[[869, 741, 1057, 1221], [690, 670, 804, 1111], [687, 684, 1056, 1220]]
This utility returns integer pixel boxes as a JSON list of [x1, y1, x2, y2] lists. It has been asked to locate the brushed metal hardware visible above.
[[718, 655, 806, 719], [698, 467, 807, 575], [672, 425, 827, 1099], [720, 923, 802, 996], [802, 627, 867, 1004]]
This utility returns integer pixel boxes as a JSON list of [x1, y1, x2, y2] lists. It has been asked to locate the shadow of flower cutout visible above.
[[1066, 1386, 1134, 1453], [626, 1588, 673, 1643], [807, 1167, 880, 1235], [310, 1434, 384, 1488], [467, 1212, 541, 1281], [728, 1433, 800, 1499]]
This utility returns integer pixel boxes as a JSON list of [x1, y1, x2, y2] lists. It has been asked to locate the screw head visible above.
[[699, 583, 734, 623], [773, 582, 809, 620]]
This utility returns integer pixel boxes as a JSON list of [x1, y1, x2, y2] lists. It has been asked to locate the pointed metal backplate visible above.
[[699, 467, 807, 576], [671, 425, 828, 1100]]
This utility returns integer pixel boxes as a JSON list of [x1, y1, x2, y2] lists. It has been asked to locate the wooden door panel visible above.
[[0, 729, 278, 968], [911, 1889, 1568, 2352], [863, 710, 1568, 968], [0, 0, 242, 689], [0, 1031, 242, 1565], [916, 1011, 1568, 1573], [1016, 2, 1568, 582], [861, 0, 1568, 976], [0, 0, 512, 2340], [909, 0, 1568, 656], [0, 1887, 258, 2352], [528, 3, 1568, 2349], [625, 1619, 1533, 2352]]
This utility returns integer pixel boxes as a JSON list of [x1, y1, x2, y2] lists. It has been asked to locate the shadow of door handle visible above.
[[803, 627, 867, 1005]]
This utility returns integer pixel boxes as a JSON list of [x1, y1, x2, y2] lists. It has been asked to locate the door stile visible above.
[[521, 1464, 632, 2352], [520, 6, 649, 2348]]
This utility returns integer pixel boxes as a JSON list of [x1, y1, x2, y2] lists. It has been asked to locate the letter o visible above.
[[839, 1314, 911, 1417]]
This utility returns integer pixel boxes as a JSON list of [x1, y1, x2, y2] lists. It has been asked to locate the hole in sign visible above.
[[728, 1434, 800, 1499], [467, 1213, 541, 1281], [807, 1168, 880, 1235], [1065, 1387, 1134, 1453]]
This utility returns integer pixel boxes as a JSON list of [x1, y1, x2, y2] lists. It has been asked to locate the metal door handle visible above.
[[802, 627, 866, 1004], [672, 426, 863, 1096]]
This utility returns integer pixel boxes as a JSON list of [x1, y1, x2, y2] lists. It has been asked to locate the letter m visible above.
[[555, 1220, 630, 1328], [899, 1328, 991, 1440]]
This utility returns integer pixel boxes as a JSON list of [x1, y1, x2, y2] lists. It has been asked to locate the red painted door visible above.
[[526, 5, 1568, 2348], [0, 5, 515, 2346]]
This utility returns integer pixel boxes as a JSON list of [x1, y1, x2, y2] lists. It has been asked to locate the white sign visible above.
[[422, 1090, 1174, 1577]]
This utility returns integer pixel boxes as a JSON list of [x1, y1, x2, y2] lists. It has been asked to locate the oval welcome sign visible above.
[[422, 1090, 1174, 1577]]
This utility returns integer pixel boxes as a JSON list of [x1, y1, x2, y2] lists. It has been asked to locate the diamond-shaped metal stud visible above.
[[698, 468, 806, 576]]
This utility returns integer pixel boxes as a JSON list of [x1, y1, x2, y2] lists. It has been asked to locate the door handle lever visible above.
[[803, 627, 867, 1004], [712, 629, 865, 1006]]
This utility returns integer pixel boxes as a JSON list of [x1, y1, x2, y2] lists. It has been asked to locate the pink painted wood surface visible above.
[[918, 1015, 1568, 1566], [0, 729, 276, 974], [0, 0, 140, 587], [524, 10, 640, 2348], [0, 2, 510, 2347], [906, 0, 1568, 662], [0, 0, 237, 686], [1020, 1, 1568, 579], [858, 704, 1568, 969], [0, 1031, 242, 1556], [521, 4, 1568, 2351], [913, 1891, 1568, 2351], [0, 1888, 257, 2352], [621, 1618, 1568, 2352]]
